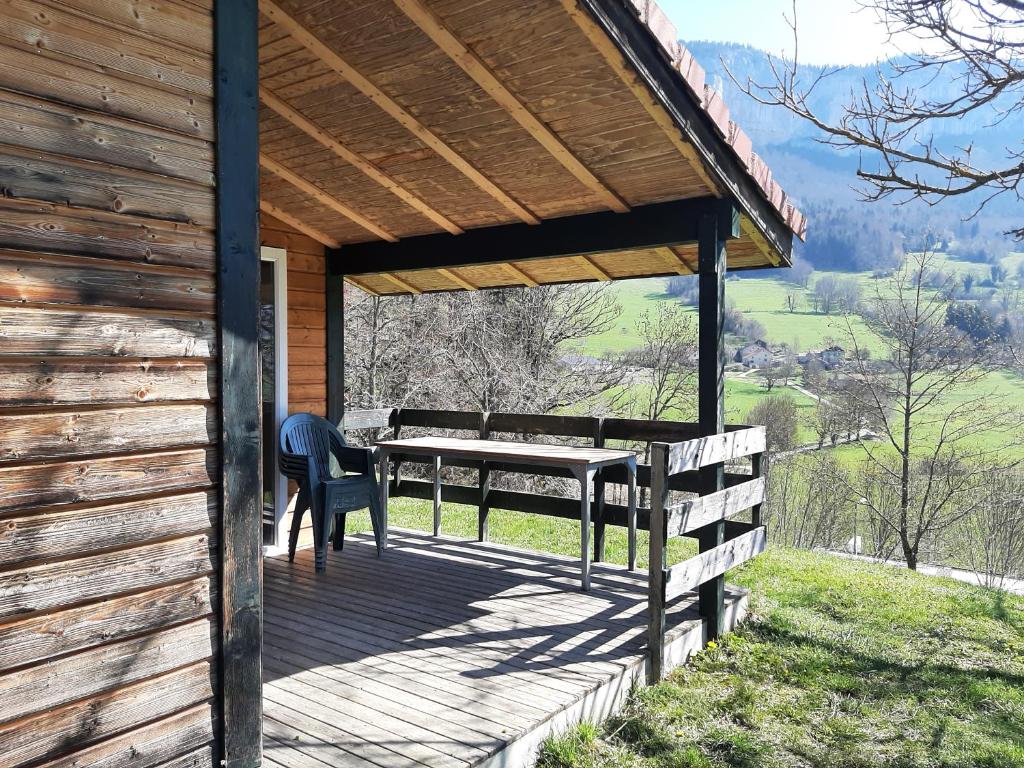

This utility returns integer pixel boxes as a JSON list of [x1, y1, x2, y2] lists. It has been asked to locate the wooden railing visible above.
[[342, 408, 767, 680], [648, 431, 766, 681]]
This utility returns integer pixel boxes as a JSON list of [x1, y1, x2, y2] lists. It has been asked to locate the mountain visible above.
[[684, 41, 1021, 244]]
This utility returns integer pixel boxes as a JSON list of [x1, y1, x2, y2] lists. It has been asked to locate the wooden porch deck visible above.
[[261, 529, 748, 768]]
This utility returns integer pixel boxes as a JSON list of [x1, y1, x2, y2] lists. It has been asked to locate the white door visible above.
[[260, 247, 289, 549]]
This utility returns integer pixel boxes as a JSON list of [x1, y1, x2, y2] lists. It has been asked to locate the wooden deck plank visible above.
[[263, 529, 718, 768], [264, 554, 642, 679]]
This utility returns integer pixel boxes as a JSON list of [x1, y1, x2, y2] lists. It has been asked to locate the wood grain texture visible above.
[[0, 404, 216, 462], [0, 663, 214, 768], [0, 578, 214, 671], [0, 491, 217, 566], [0, 1, 220, 765], [0, 359, 214, 406], [0, 448, 216, 513], [663, 526, 766, 602], [0, 533, 216, 620], [0, 251, 215, 312], [0, 306, 215, 358], [0, 621, 216, 723]]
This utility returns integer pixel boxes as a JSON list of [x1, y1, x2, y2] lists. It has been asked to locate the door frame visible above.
[[261, 246, 289, 552]]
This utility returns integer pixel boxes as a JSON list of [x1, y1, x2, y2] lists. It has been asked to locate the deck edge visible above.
[[474, 587, 750, 768]]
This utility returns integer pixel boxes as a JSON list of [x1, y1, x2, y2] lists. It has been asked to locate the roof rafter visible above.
[[504, 263, 539, 288], [558, 0, 719, 197], [260, 199, 341, 249], [259, 152, 397, 242], [576, 256, 611, 281], [380, 272, 422, 294], [259, 85, 464, 235], [565, 0, 794, 263], [657, 246, 693, 275], [393, 0, 629, 214], [259, 0, 540, 226], [345, 275, 379, 295], [436, 268, 476, 291]]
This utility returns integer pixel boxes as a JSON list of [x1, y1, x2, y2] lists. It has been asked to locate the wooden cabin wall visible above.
[[0, 2, 219, 767], [260, 212, 328, 418]]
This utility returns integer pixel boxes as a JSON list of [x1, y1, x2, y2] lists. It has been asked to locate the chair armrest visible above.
[[333, 444, 375, 476]]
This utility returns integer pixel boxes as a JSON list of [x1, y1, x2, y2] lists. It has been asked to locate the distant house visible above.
[[821, 345, 845, 366], [735, 340, 773, 368]]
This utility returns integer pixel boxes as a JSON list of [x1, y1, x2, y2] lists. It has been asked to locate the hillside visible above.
[[538, 547, 1024, 768]]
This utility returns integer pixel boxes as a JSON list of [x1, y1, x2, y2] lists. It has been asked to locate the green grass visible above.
[[536, 548, 1024, 768]]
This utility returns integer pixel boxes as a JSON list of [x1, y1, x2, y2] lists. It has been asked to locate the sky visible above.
[[658, 0, 913, 66]]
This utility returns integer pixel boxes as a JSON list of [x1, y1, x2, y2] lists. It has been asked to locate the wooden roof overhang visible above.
[[257, 0, 807, 296]]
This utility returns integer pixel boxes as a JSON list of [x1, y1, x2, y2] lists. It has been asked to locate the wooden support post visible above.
[[751, 452, 763, 529], [648, 443, 669, 683], [478, 411, 491, 541], [392, 409, 403, 491], [214, 0, 262, 764], [592, 417, 606, 562], [697, 205, 731, 640], [432, 455, 442, 536], [327, 264, 344, 425]]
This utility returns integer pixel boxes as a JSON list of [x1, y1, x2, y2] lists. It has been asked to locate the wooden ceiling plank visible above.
[[504, 262, 539, 288], [436, 267, 476, 291], [344, 275, 379, 295], [259, 152, 398, 242], [380, 272, 422, 294], [393, 0, 629, 214], [558, 0, 720, 197], [259, 200, 342, 249], [576, 255, 611, 281], [259, 0, 540, 225], [659, 246, 693, 275], [260, 86, 464, 235]]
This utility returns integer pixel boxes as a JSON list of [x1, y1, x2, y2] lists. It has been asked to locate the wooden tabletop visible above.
[[375, 436, 636, 468]]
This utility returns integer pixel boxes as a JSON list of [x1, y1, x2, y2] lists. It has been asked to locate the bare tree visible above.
[[610, 304, 698, 423], [731, 0, 1024, 238], [836, 250, 1023, 569], [748, 394, 800, 453], [959, 468, 1024, 586]]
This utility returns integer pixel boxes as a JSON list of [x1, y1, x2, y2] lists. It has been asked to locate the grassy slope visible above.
[[538, 548, 1024, 768]]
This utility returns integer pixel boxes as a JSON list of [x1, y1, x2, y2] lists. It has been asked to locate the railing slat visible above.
[[341, 408, 394, 431], [663, 526, 766, 603], [665, 477, 765, 538], [666, 426, 766, 475]]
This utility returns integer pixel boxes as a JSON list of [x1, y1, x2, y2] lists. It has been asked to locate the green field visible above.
[[538, 548, 1024, 768], [582, 275, 884, 358]]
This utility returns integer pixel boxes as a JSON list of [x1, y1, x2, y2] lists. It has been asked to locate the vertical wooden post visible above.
[[647, 442, 668, 683], [214, 0, 262, 764], [327, 262, 345, 426], [432, 455, 442, 536], [592, 417, 606, 562], [751, 452, 763, 529], [478, 411, 491, 541], [696, 203, 732, 640]]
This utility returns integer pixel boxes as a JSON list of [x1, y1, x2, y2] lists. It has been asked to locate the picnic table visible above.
[[375, 436, 638, 591]]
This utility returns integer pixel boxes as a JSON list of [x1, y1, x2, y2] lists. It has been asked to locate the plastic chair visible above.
[[278, 413, 384, 573]]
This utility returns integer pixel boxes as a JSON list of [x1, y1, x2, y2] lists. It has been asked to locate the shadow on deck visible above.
[[261, 529, 747, 768]]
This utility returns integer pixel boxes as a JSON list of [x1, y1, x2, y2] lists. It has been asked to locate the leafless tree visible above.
[[836, 250, 1023, 569], [764, 452, 847, 549], [730, 0, 1024, 239], [610, 304, 698, 504], [748, 394, 800, 452], [958, 468, 1024, 586]]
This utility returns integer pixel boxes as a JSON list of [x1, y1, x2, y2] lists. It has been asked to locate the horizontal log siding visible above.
[[0, 2, 219, 767], [261, 211, 328, 418]]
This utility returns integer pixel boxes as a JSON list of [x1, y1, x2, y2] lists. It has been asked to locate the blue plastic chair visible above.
[[278, 413, 384, 573]]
